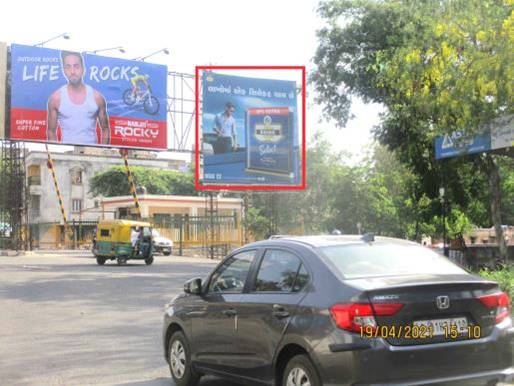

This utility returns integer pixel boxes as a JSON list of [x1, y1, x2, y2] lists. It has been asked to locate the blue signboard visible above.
[[201, 72, 299, 186], [434, 131, 491, 160]]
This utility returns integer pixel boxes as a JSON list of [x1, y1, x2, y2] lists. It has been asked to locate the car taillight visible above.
[[478, 292, 511, 324], [330, 302, 403, 333]]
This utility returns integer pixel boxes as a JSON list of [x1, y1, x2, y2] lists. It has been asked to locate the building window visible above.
[[27, 165, 41, 186], [72, 199, 82, 213], [71, 169, 83, 185], [30, 195, 40, 217], [118, 208, 129, 219]]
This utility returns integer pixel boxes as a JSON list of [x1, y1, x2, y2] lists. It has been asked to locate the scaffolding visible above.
[[168, 72, 195, 151], [0, 140, 27, 250], [202, 192, 229, 259]]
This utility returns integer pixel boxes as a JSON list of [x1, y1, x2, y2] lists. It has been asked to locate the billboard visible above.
[[0, 42, 6, 139], [9, 44, 168, 150], [434, 115, 514, 160], [198, 70, 304, 189]]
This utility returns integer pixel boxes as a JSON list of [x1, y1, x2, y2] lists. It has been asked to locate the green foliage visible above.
[[89, 166, 197, 197], [249, 134, 445, 240], [248, 134, 514, 241], [479, 268, 514, 300], [312, 0, 514, 244], [314, 0, 514, 132], [243, 207, 274, 240]]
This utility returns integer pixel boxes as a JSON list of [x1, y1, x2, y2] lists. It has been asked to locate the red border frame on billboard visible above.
[[195, 65, 306, 191]]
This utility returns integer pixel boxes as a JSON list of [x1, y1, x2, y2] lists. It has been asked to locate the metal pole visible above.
[[439, 186, 448, 257], [73, 219, 77, 250], [243, 192, 249, 244], [179, 215, 183, 256], [443, 196, 449, 257], [210, 192, 214, 259]]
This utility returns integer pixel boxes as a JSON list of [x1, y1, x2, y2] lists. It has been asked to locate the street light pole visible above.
[[84, 46, 126, 55], [133, 48, 170, 61], [34, 33, 70, 47], [439, 187, 448, 257]]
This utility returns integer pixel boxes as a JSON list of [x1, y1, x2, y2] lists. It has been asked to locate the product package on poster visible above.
[[246, 107, 294, 177]]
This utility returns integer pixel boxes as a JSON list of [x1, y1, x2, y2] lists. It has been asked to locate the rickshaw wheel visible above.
[[145, 256, 154, 265], [96, 257, 106, 265], [117, 257, 127, 266]]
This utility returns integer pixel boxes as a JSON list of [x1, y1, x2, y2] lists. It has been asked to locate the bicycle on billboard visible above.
[[123, 74, 160, 115]]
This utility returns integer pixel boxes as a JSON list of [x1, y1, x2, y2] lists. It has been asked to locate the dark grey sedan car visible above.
[[163, 235, 514, 386]]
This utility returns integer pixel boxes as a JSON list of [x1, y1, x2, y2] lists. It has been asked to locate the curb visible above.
[[0, 250, 24, 257]]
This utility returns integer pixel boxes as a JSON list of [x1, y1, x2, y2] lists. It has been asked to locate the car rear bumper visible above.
[[315, 320, 514, 386]]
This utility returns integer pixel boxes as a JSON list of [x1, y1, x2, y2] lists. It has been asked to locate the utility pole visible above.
[[439, 187, 448, 257]]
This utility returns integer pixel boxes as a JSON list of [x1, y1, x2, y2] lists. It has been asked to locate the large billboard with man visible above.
[[9, 44, 168, 150]]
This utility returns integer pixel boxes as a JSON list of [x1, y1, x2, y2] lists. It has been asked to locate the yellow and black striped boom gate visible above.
[[119, 149, 141, 219], [45, 144, 71, 245]]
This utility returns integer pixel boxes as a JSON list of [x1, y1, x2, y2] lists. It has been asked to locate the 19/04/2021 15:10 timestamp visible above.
[[360, 324, 482, 340]]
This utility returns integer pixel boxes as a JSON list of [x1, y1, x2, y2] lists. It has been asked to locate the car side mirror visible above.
[[184, 278, 202, 295]]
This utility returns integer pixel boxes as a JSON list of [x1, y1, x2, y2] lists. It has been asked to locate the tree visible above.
[[247, 135, 446, 241], [89, 166, 198, 197], [244, 134, 344, 238], [313, 0, 514, 261]]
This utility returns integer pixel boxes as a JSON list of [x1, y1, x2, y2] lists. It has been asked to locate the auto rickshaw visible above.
[[92, 219, 155, 265]]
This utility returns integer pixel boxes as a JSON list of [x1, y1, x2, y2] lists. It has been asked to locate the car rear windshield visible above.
[[320, 243, 466, 279]]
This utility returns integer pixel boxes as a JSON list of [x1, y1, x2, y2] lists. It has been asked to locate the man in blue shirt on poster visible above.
[[213, 102, 237, 153]]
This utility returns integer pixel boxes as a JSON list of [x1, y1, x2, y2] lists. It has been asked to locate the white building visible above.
[[25, 147, 186, 247]]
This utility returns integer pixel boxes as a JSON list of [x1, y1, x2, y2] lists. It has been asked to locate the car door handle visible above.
[[272, 304, 290, 318], [222, 308, 237, 317]]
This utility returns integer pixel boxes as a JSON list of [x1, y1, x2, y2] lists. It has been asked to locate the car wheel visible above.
[[96, 257, 106, 265], [168, 330, 200, 386], [282, 354, 321, 386], [145, 256, 154, 265], [164, 251, 171, 256], [117, 257, 126, 265]]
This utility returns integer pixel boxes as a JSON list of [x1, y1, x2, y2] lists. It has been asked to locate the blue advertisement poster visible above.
[[201, 72, 300, 185], [10, 43, 168, 149]]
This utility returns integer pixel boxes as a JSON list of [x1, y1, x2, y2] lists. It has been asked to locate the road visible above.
[[0, 254, 247, 386], [1, 254, 512, 386]]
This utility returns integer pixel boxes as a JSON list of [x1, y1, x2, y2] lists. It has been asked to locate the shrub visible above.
[[479, 268, 514, 300]]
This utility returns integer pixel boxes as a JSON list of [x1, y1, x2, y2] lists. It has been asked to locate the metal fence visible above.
[[28, 214, 243, 258], [150, 214, 243, 258]]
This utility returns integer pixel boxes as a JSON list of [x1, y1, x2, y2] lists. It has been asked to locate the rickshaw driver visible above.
[[131, 227, 140, 254]]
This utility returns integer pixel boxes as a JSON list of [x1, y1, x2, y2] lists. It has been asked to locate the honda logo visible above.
[[436, 295, 450, 310]]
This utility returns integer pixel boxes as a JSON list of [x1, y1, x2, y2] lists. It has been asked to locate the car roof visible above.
[[244, 235, 419, 249]]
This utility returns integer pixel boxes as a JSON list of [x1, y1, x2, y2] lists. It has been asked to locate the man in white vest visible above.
[[46, 51, 110, 145]]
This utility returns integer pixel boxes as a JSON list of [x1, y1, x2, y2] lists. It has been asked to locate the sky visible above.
[[1, 0, 382, 164]]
